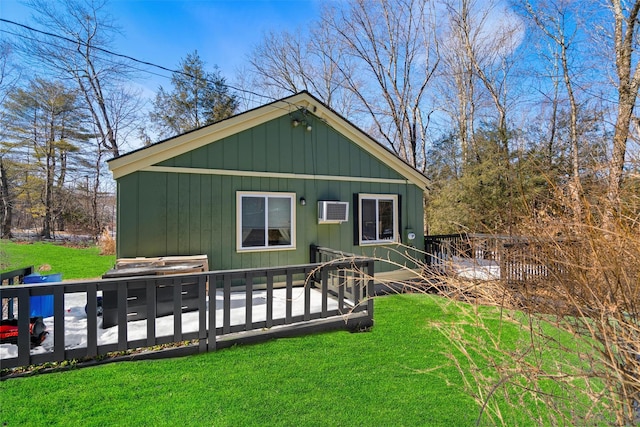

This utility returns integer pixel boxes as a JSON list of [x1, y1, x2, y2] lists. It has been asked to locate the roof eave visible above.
[[108, 91, 430, 191]]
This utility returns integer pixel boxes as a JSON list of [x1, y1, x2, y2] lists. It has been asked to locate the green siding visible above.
[[160, 115, 406, 181], [117, 113, 424, 272]]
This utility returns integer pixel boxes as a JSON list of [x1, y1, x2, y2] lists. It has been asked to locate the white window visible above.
[[358, 194, 399, 245], [237, 192, 296, 252]]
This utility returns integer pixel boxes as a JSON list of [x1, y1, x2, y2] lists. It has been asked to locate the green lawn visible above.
[[0, 242, 599, 425], [0, 240, 116, 279], [0, 294, 540, 426]]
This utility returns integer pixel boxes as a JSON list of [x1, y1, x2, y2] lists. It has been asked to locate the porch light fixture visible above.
[[291, 106, 313, 131], [299, 197, 306, 206], [291, 118, 312, 132]]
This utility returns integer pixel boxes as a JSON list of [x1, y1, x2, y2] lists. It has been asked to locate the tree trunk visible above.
[[607, 99, 634, 221], [605, 0, 640, 228], [41, 137, 55, 239], [41, 112, 60, 240], [0, 158, 13, 239]]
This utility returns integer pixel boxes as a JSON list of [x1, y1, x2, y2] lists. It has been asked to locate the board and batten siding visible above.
[[116, 114, 425, 272]]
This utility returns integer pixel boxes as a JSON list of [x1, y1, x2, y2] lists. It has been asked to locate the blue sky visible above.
[[1, 0, 321, 93]]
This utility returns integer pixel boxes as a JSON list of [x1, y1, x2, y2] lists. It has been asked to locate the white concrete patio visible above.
[[0, 287, 340, 360]]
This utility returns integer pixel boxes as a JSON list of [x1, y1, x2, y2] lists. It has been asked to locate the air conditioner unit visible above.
[[318, 201, 349, 224]]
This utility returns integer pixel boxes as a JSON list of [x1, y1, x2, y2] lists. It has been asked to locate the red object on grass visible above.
[[0, 317, 48, 346]]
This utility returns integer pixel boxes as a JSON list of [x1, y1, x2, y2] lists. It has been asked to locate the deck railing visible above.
[[0, 258, 374, 371], [310, 245, 363, 263], [424, 234, 469, 272], [1, 266, 34, 319], [424, 233, 567, 284], [310, 245, 375, 305], [0, 266, 35, 285], [499, 240, 572, 284]]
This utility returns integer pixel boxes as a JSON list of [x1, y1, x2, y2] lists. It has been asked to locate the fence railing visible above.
[[1, 266, 34, 319], [311, 245, 364, 263], [424, 234, 469, 272], [0, 258, 374, 371], [0, 266, 35, 285], [424, 233, 566, 284], [310, 245, 375, 305]]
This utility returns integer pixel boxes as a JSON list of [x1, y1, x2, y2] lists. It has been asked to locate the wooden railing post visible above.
[[266, 271, 274, 328], [146, 279, 157, 347], [1, 266, 34, 319], [245, 272, 254, 330], [321, 265, 329, 317], [208, 272, 217, 352], [86, 282, 98, 357], [198, 275, 207, 353], [366, 260, 375, 319], [53, 285, 65, 361], [16, 288, 30, 367]]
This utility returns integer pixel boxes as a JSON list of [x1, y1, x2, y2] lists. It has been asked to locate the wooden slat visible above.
[[353, 276, 361, 308], [321, 267, 328, 317], [146, 279, 156, 347], [266, 271, 274, 328], [173, 278, 182, 341], [17, 288, 30, 367], [198, 275, 207, 353], [208, 273, 217, 351], [285, 272, 292, 324], [86, 283, 98, 357], [117, 283, 128, 351], [53, 286, 65, 360], [338, 269, 345, 313], [245, 273, 253, 330], [366, 260, 375, 318], [223, 274, 231, 334], [304, 267, 311, 322]]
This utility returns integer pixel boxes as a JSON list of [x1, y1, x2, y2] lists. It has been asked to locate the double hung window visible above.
[[358, 194, 398, 245], [237, 192, 295, 251]]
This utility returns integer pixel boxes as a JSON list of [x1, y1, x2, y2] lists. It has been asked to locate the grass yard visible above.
[[0, 294, 539, 426], [0, 241, 602, 425], [0, 240, 116, 279]]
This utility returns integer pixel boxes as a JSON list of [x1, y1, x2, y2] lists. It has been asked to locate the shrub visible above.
[[98, 228, 115, 256]]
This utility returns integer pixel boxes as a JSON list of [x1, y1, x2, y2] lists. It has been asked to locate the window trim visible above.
[[236, 191, 296, 253], [357, 193, 399, 246]]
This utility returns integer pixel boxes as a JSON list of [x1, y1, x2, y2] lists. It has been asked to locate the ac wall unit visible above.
[[318, 201, 349, 224]]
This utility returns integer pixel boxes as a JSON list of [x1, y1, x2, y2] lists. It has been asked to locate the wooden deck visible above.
[[424, 233, 570, 284], [0, 256, 374, 371]]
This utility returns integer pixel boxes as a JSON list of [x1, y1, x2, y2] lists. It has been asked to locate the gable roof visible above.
[[107, 91, 430, 190]]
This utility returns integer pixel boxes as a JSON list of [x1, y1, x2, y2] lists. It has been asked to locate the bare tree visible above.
[[437, 11, 478, 167], [321, 0, 439, 171], [19, 0, 139, 158], [245, 0, 439, 172], [438, 0, 524, 232], [246, 25, 356, 116], [443, 0, 522, 151], [248, 30, 311, 97], [521, 0, 588, 219], [602, 0, 640, 226]]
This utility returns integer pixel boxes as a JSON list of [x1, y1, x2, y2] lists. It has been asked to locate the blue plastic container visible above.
[[23, 273, 62, 318]]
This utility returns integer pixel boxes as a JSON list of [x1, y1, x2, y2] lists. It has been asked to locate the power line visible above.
[[0, 17, 279, 105], [0, 27, 175, 83]]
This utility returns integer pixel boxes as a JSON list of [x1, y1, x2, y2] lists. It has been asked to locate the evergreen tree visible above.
[[150, 51, 238, 138], [2, 78, 90, 238]]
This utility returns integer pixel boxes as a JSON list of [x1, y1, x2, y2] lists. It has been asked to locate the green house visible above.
[[108, 92, 429, 279]]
